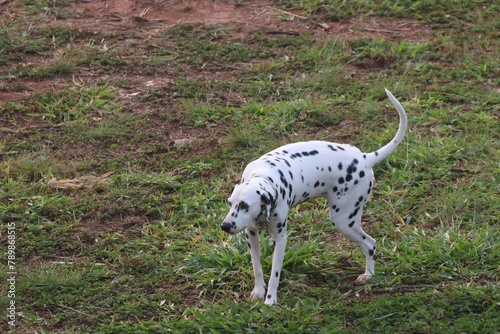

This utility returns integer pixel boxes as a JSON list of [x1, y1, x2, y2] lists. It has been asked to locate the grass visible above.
[[0, 0, 499, 332]]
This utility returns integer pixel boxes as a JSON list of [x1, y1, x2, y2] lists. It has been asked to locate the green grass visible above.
[[0, 0, 499, 332]]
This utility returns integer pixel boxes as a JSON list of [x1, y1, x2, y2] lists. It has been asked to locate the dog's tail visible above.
[[365, 88, 407, 167]]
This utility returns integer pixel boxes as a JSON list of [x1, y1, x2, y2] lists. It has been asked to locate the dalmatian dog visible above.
[[221, 89, 407, 306]]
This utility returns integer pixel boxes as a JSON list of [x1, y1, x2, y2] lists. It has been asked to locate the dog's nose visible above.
[[221, 222, 232, 233]]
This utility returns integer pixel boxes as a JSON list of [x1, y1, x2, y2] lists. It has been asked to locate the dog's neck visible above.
[[247, 174, 278, 198]]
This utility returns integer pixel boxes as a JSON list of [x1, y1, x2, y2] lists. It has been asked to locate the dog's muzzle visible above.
[[221, 222, 233, 233]]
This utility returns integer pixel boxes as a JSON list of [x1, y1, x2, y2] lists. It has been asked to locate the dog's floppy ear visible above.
[[260, 194, 271, 223]]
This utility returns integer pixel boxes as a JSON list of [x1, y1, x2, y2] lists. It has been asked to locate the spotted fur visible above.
[[221, 89, 407, 306]]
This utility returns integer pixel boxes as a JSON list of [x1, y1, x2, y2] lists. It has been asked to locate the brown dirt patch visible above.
[[1, 0, 431, 102]]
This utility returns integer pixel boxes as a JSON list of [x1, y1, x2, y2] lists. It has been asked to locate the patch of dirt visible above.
[[45, 0, 431, 40], [1, 0, 431, 102], [79, 206, 149, 242]]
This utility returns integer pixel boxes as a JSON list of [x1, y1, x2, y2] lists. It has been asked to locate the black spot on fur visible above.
[[275, 272, 279, 278], [346, 174, 353, 182], [314, 181, 320, 188], [347, 159, 359, 174], [261, 194, 270, 205], [321, 182, 325, 187], [276, 157, 291, 167], [278, 169, 288, 188], [288, 171, 294, 180], [359, 170, 365, 178], [265, 159, 276, 167], [369, 249, 374, 256], [338, 162, 343, 171], [349, 221, 355, 228], [267, 294, 272, 299], [239, 201, 249, 211], [338, 177, 345, 184], [328, 145, 337, 151], [280, 187, 286, 200], [337, 146, 345, 151], [348, 208, 360, 219], [328, 166, 332, 172], [333, 186, 338, 192], [309, 150, 319, 156]]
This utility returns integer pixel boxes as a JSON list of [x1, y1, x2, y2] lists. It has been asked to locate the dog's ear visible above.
[[260, 194, 271, 223]]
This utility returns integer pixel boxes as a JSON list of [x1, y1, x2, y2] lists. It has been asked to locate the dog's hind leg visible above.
[[329, 198, 376, 282]]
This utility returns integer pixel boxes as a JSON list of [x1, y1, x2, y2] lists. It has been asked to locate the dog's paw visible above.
[[250, 286, 266, 300], [355, 274, 373, 283], [264, 295, 277, 306]]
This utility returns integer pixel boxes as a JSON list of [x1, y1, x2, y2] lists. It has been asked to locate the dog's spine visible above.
[[365, 88, 408, 167]]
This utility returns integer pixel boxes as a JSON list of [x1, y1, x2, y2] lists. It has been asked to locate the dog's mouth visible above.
[[221, 221, 249, 234], [221, 222, 238, 234]]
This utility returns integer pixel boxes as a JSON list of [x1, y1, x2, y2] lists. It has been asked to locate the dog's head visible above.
[[221, 182, 272, 234]]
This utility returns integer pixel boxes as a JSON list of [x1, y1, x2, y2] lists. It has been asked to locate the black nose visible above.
[[221, 222, 232, 233]]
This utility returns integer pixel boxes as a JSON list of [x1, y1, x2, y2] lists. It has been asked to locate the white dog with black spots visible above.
[[221, 89, 407, 305]]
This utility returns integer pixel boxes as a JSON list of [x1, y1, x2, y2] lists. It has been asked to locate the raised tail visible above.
[[365, 88, 408, 167]]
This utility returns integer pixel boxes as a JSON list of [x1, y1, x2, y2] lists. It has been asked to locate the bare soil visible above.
[[0, 0, 431, 103]]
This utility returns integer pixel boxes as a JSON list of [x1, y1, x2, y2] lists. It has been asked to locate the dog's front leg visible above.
[[246, 228, 266, 300], [264, 233, 287, 306]]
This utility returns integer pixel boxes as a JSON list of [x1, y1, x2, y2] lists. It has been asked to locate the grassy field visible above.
[[0, 0, 499, 332]]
